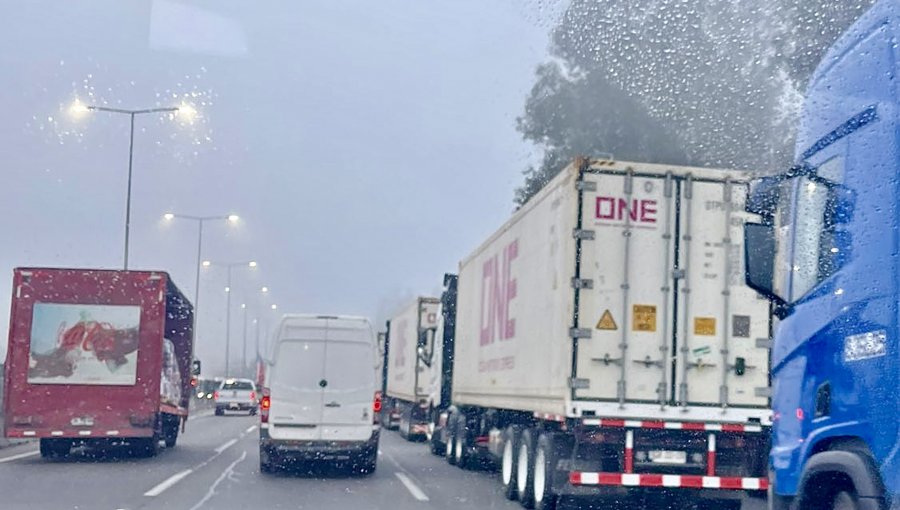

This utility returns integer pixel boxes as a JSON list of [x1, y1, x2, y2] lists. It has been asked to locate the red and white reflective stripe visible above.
[[624, 430, 634, 473], [707, 433, 716, 476], [581, 418, 762, 433], [475, 435, 490, 446], [569, 472, 768, 491], [534, 412, 566, 423]]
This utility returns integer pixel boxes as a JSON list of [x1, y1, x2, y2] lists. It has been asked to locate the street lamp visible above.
[[70, 99, 197, 269], [203, 260, 258, 376], [162, 212, 240, 360]]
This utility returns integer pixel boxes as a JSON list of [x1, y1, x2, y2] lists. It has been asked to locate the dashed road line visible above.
[[187, 450, 248, 510], [214, 439, 238, 454], [244, 425, 257, 434], [144, 469, 194, 496], [395, 472, 430, 501]]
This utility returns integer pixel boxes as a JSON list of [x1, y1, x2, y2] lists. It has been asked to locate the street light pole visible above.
[[73, 104, 190, 269], [241, 303, 248, 377], [203, 259, 257, 377]]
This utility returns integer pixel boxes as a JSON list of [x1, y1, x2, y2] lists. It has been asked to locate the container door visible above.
[[319, 321, 377, 442], [675, 179, 770, 407], [574, 170, 678, 403], [267, 339, 327, 441], [416, 299, 441, 399]]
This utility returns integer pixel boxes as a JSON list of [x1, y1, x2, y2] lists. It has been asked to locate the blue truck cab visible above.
[[744, 1, 900, 509]]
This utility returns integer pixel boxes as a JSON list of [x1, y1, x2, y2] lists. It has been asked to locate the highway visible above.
[[0, 410, 768, 510]]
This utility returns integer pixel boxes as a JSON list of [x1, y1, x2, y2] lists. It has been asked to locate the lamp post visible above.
[[203, 260, 257, 376], [162, 213, 239, 361], [70, 100, 197, 269]]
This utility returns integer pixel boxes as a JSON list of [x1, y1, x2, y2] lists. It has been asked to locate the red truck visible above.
[[3, 268, 198, 458]]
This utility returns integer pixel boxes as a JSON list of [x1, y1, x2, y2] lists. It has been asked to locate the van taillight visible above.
[[260, 395, 271, 424], [249, 391, 256, 401], [374, 391, 383, 412], [213, 391, 220, 401]]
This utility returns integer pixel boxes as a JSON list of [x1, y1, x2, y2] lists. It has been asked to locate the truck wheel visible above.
[[163, 418, 179, 448], [501, 425, 522, 500], [39, 438, 71, 458], [136, 433, 161, 457], [214, 407, 224, 416], [831, 491, 859, 510], [533, 433, 565, 510], [445, 413, 458, 465], [517, 429, 537, 509], [430, 424, 444, 456], [453, 414, 472, 469]]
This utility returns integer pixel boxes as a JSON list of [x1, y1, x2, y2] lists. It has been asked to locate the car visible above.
[[214, 378, 258, 416], [259, 315, 380, 475]]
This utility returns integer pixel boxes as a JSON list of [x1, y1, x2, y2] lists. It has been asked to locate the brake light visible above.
[[373, 391, 382, 425], [190, 377, 198, 387], [250, 391, 256, 401], [213, 391, 220, 401], [260, 394, 271, 424]]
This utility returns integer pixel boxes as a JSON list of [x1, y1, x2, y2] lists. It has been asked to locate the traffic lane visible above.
[[0, 411, 256, 510], [146, 426, 521, 510], [141, 428, 426, 510]]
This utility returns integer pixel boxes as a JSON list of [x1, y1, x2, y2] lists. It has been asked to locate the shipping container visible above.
[[438, 159, 772, 509]]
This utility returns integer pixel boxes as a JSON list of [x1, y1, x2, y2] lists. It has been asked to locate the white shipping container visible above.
[[385, 297, 441, 403], [452, 159, 771, 424]]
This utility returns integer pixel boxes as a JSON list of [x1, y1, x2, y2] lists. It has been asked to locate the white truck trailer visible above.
[[382, 296, 441, 439], [437, 158, 772, 510]]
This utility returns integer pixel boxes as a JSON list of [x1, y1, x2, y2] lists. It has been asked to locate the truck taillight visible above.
[[373, 391, 382, 424], [250, 391, 256, 401], [190, 377, 198, 387], [213, 391, 220, 401], [261, 395, 271, 410]]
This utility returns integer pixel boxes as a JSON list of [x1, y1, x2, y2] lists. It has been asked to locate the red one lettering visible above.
[[480, 239, 518, 345], [595, 196, 657, 224]]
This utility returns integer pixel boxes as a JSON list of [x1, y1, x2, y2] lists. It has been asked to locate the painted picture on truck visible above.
[[27, 303, 141, 385]]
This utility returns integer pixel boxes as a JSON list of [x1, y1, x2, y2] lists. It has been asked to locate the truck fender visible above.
[[799, 450, 885, 499]]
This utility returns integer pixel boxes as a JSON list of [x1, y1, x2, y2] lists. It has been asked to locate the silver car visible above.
[[214, 378, 258, 416]]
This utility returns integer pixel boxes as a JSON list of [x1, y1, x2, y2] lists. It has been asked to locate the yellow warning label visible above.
[[596, 310, 617, 330], [632, 305, 657, 332], [694, 317, 717, 336]]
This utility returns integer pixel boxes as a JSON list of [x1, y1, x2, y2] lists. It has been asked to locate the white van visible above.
[[259, 314, 381, 474]]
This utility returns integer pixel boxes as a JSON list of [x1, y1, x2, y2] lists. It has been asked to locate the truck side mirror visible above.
[[417, 328, 436, 367], [744, 223, 785, 307], [191, 359, 202, 376]]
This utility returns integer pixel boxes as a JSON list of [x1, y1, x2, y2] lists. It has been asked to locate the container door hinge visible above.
[[576, 180, 597, 192], [571, 278, 594, 290], [570, 328, 592, 339], [569, 378, 591, 389], [573, 229, 595, 240]]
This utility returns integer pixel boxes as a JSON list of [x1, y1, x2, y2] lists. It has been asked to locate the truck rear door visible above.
[[572, 169, 770, 408], [268, 338, 327, 441]]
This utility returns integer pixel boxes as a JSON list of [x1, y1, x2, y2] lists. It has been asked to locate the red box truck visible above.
[[3, 268, 197, 458]]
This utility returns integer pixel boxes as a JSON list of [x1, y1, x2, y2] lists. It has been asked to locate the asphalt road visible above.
[[0, 411, 768, 510]]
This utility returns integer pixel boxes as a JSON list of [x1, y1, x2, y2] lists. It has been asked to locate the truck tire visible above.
[[534, 433, 572, 510], [136, 433, 161, 457], [501, 425, 522, 500], [163, 415, 179, 448], [445, 413, 458, 465], [831, 491, 859, 510], [214, 406, 224, 416], [517, 428, 537, 509], [453, 414, 473, 469], [39, 438, 71, 458]]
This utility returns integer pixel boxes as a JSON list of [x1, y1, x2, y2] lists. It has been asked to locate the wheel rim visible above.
[[534, 448, 546, 503], [445, 433, 453, 457], [517, 441, 529, 495], [502, 437, 514, 485], [455, 433, 463, 463], [833, 491, 857, 510]]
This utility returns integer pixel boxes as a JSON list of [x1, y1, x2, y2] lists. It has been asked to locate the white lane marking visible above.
[[214, 438, 238, 453], [144, 469, 194, 497], [187, 450, 248, 510], [244, 425, 257, 434], [395, 472, 429, 501], [0, 451, 39, 463]]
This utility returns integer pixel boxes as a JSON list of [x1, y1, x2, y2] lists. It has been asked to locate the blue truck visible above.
[[744, 1, 900, 509]]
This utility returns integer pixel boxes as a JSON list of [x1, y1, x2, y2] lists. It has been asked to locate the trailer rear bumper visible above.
[[569, 472, 768, 491], [6, 427, 153, 439]]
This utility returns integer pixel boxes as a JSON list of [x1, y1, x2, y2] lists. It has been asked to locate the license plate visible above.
[[648, 450, 687, 464], [71, 417, 94, 426]]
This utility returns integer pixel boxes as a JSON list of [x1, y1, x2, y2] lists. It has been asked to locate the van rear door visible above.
[[268, 338, 327, 441], [319, 318, 376, 442]]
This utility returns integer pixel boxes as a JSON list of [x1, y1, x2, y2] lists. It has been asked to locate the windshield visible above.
[[0, 1, 880, 509]]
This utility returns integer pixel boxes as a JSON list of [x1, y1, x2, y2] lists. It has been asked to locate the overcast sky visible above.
[[0, 1, 564, 373]]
